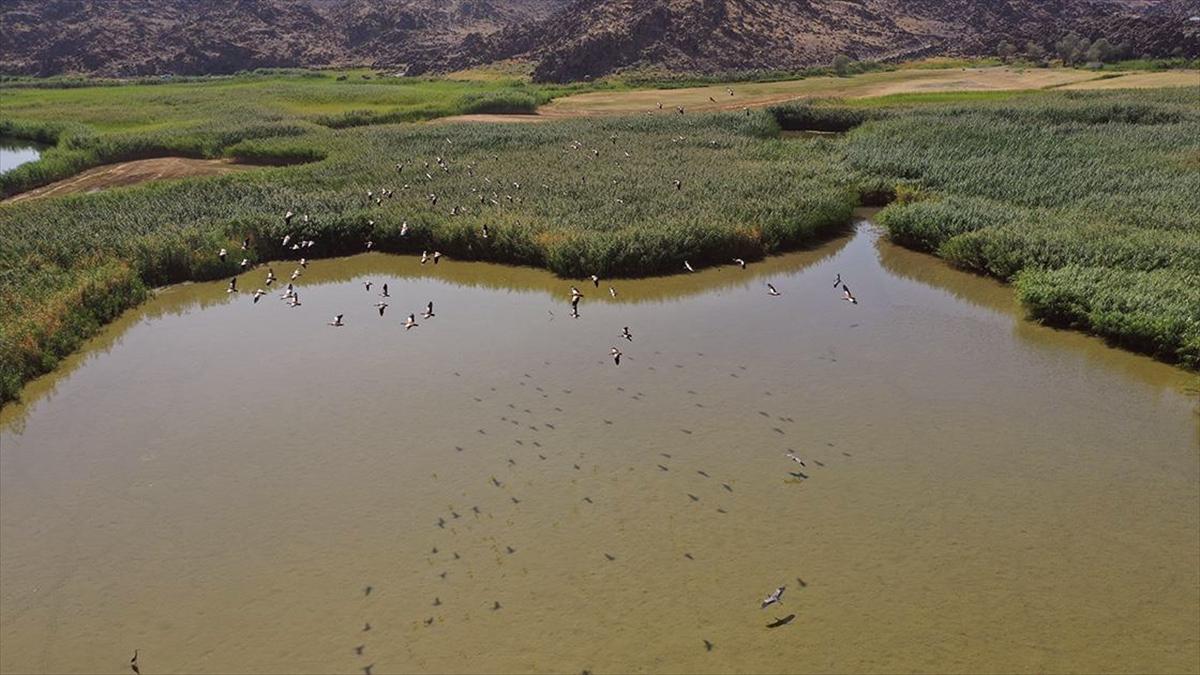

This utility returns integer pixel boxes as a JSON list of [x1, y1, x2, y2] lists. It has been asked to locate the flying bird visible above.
[[833, 273, 842, 288], [611, 347, 622, 366], [218, 248, 227, 262], [404, 314, 419, 330], [842, 284, 858, 304], [252, 289, 266, 303], [422, 301, 435, 319], [329, 314, 345, 327], [767, 283, 781, 296], [733, 258, 746, 269], [130, 650, 140, 675], [761, 586, 786, 608], [227, 278, 238, 294], [683, 260, 695, 273], [375, 302, 388, 316], [621, 327, 633, 341]]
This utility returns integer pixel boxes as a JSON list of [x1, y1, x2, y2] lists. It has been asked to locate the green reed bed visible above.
[[0, 110, 859, 402], [0, 72, 588, 197], [845, 88, 1200, 367], [2, 81, 1197, 403]]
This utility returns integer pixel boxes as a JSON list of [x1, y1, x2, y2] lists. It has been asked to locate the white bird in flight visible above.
[[761, 586, 785, 609], [842, 284, 858, 304]]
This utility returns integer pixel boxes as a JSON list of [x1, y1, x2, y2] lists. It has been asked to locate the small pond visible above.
[[0, 137, 51, 174]]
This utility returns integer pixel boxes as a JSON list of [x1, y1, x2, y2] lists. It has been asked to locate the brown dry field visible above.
[[1061, 70, 1200, 90], [540, 67, 1102, 115]]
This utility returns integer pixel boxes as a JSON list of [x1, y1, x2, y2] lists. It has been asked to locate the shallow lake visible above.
[[2, 215, 1197, 674], [0, 137, 50, 174]]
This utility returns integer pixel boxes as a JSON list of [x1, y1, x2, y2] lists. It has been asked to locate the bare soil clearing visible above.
[[3, 157, 256, 204], [1062, 70, 1200, 90], [540, 67, 1109, 116], [438, 67, 1198, 125]]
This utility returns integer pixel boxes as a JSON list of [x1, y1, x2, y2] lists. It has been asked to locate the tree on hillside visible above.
[[1056, 32, 1089, 66], [1025, 42, 1048, 65], [832, 54, 853, 77], [1087, 38, 1114, 64], [997, 40, 1017, 63]]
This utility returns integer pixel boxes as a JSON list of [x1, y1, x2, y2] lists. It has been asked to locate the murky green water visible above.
[[2, 217, 1197, 674]]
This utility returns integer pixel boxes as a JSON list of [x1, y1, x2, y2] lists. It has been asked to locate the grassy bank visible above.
[[1, 76, 1197, 403], [842, 87, 1200, 367], [0, 71, 599, 197], [0, 109, 860, 403]]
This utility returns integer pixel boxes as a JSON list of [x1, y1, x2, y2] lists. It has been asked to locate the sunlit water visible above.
[[0, 138, 49, 174], [2, 217, 1197, 674]]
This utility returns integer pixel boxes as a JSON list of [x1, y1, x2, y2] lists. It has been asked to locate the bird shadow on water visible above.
[[766, 614, 796, 628]]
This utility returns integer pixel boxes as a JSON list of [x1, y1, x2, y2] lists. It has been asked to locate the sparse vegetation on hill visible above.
[[2, 0, 1195, 80]]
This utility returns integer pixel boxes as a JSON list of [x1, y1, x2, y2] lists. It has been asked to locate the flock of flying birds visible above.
[[216, 216, 859, 370], [157, 111, 869, 674]]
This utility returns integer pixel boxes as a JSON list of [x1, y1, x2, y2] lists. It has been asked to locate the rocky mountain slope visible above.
[[1, 0, 1194, 80]]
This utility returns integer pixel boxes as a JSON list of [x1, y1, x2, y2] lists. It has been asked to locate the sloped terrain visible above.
[[0, 0, 1195, 80]]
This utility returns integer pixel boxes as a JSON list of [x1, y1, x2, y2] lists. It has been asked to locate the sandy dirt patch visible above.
[[541, 67, 1109, 116], [4, 157, 256, 204], [1061, 70, 1200, 90]]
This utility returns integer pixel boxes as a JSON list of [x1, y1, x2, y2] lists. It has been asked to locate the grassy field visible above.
[[837, 87, 1200, 367], [0, 71, 600, 197], [1, 68, 1197, 402]]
